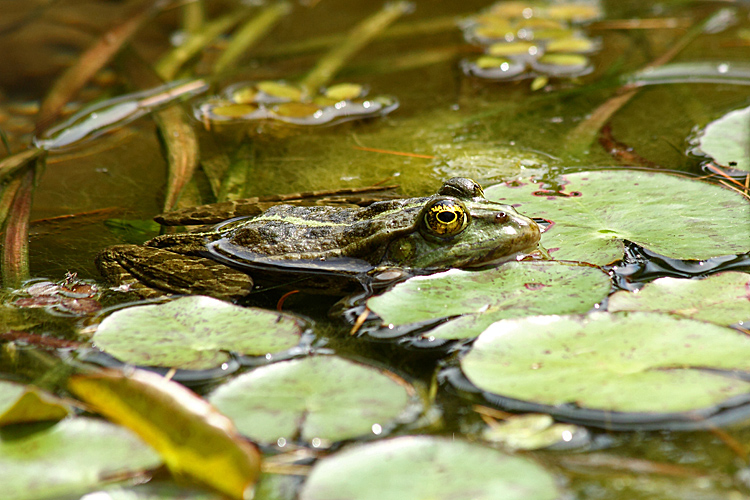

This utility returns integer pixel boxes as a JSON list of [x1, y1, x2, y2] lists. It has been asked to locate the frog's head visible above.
[[384, 178, 541, 269]]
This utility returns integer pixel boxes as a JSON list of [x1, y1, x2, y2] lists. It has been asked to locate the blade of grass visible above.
[[182, 0, 205, 35], [564, 7, 736, 158], [256, 14, 459, 59], [299, 1, 413, 94], [218, 142, 254, 201], [213, 2, 291, 75], [35, 0, 165, 134], [120, 50, 201, 212], [1, 156, 43, 288], [155, 9, 249, 81], [0, 148, 44, 183]]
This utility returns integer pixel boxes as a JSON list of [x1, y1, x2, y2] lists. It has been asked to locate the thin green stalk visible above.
[[1, 157, 43, 288], [182, 0, 205, 34], [218, 142, 255, 202], [36, 0, 162, 133], [0, 148, 44, 183], [155, 10, 249, 81], [299, 1, 412, 94], [256, 14, 459, 59], [214, 2, 291, 75]]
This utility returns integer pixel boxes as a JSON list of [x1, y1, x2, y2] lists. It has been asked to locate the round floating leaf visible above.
[[93, 296, 305, 370], [209, 356, 417, 446], [324, 83, 363, 101], [696, 105, 750, 171], [488, 41, 537, 56], [608, 272, 750, 326], [533, 53, 590, 76], [256, 81, 303, 102], [462, 312, 750, 416], [299, 436, 561, 500], [0, 381, 69, 426], [0, 417, 160, 500], [485, 170, 750, 264], [78, 484, 223, 500], [366, 261, 610, 339]]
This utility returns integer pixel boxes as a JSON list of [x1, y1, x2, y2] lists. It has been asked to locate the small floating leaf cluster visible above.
[[461, 0, 602, 81], [194, 81, 399, 127]]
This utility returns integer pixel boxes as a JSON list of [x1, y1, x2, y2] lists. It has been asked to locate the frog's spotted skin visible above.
[[96, 178, 542, 299]]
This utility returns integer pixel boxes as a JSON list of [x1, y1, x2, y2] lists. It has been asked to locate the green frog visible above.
[[96, 178, 542, 300]]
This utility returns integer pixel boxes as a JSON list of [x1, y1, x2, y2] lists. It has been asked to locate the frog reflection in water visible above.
[[96, 178, 542, 300]]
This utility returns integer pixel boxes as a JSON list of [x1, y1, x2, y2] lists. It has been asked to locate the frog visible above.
[[96, 178, 542, 300]]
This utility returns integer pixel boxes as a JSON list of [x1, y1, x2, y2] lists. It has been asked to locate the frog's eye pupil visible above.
[[437, 211, 457, 224], [422, 199, 468, 238]]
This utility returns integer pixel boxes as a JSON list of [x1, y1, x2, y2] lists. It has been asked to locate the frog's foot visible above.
[[96, 245, 254, 301]]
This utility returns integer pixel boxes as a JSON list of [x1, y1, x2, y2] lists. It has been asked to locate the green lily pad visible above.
[[461, 312, 750, 421], [299, 436, 561, 500], [77, 484, 224, 500], [608, 272, 750, 326], [0, 381, 70, 426], [366, 261, 610, 340], [208, 356, 417, 446], [696, 105, 750, 171], [93, 296, 306, 370], [485, 170, 750, 264], [0, 417, 161, 500]]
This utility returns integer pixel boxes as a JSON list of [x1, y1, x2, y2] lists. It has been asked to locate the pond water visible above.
[[1, 0, 750, 499]]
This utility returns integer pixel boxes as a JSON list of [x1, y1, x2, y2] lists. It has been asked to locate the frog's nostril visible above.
[[494, 212, 508, 223]]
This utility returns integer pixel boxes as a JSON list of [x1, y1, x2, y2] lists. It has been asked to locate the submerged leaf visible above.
[[485, 170, 750, 264], [462, 312, 750, 417], [608, 272, 750, 325], [209, 356, 417, 446], [68, 368, 261, 500], [0, 417, 161, 500], [0, 381, 70, 426], [366, 261, 610, 340], [299, 436, 561, 500], [93, 296, 306, 370]]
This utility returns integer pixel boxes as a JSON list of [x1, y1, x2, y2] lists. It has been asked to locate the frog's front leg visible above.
[[96, 245, 254, 300]]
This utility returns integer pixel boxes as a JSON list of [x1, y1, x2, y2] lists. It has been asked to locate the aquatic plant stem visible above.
[[299, 1, 413, 95], [182, 0, 205, 35], [213, 2, 291, 75], [564, 7, 735, 158], [1, 159, 42, 288], [155, 10, 248, 81], [36, 0, 164, 134]]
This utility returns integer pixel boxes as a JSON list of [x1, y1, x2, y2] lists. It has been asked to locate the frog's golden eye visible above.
[[422, 199, 468, 237]]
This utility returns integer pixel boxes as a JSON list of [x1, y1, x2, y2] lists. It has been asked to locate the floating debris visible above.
[[194, 81, 398, 127], [461, 0, 602, 82]]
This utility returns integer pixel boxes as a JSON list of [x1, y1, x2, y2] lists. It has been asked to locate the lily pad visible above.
[[460, 312, 750, 428], [485, 170, 750, 264], [608, 272, 750, 326], [299, 436, 561, 500], [0, 381, 70, 426], [0, 417, 161, 500], [93, 296, 306, 370], [208, 356, 417, 446], [366, 261, 610, 340], [695, 105, 750, 171]]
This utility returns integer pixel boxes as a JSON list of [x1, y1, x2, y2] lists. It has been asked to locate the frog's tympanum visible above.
[[96, 178, 542, 299]]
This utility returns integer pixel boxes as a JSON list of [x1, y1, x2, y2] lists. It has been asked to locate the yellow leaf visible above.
[[68, 368, 261, 499]]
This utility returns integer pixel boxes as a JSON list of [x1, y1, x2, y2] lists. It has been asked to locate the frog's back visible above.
[[223, 197, 426, 262]]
